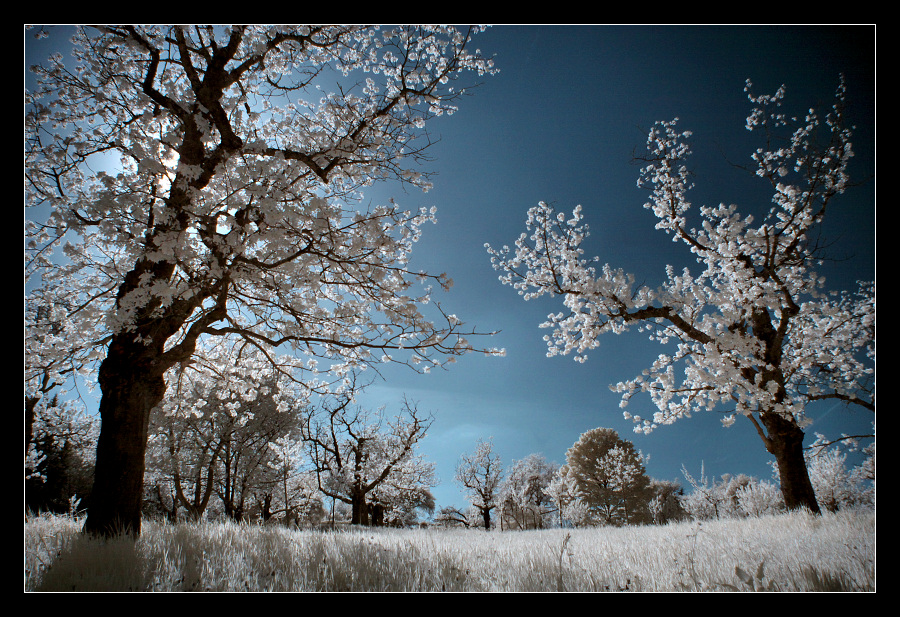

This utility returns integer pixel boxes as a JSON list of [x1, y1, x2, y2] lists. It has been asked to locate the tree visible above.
[[25, 285, 104, 468], [253, 437, 324, 527], [646, 479, 687, 525], [434, 505, 474, 528], [562, 427, 651, 526], [301, 386, 435, 526], [803, 447, 873, 513], [486, 77, 873, 514], [366, 452, 437, 526], [26, 25, 498, 535], [546, 465, 589, 527], [498, 453, 556, 530], [455, 438, 503, 530]]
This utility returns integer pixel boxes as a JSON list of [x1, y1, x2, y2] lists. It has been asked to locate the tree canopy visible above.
[[561, 427, 651, 526]]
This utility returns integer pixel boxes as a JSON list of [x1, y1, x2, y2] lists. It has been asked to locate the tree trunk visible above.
[[760, 411, 821, 514], [370, 503, 384, 527], [84, 339, 168, 536], [350, 489, 369, 525], [481, 507, 491, 530]]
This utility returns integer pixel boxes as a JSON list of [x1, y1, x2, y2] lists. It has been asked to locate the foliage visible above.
[[486, 76, 873, 512]]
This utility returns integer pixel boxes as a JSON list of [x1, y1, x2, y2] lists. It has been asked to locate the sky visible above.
[[26, 25, 876, 515]]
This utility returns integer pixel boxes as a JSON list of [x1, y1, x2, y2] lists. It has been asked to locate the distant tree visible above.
[[301, 386, 434, 526], [26, 25, 498, 536], [455, 438, 503, 530], [434, 505, 473, 528], [680, 464, 784, 520], [646, 479, 687, 525], [487, 77, 874, 515], [562, 427, 651, 526], [498, 453, 556, 530]]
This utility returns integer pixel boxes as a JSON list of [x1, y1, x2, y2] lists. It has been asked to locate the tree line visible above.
[[442, 429, 874, 531], [28, 389, 875, 530]]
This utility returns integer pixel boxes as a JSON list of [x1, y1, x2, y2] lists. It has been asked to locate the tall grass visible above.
[[25, 509, 874, 592]]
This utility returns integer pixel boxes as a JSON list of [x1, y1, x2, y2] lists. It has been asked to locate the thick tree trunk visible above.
[[350, 489, 369, 525], [370, 503, 384, 527], [481, 507, 491, 530], [760, 411, 821, 514], [84, 339, 168, 536]]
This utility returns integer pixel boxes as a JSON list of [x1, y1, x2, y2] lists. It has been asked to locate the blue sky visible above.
[[27, 25, 875, 515]]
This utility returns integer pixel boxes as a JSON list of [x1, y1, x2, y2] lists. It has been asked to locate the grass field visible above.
[[25, 508, 875, 592]]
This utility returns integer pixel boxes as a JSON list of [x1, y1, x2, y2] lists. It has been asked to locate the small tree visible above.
[[487, 77, 873, 514], [499, 453, 556, 530], [301, 386, 434, 526], [455, 438, 503, 530], [646, 479, 687, 525], [563, 427, 651, 526]]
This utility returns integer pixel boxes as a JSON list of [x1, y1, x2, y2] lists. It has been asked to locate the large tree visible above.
[[486, 77, 874, 513], [26, 25, 498, 535]]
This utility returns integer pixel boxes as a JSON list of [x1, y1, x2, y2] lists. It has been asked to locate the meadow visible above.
[[25, 509, 875, 592]]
